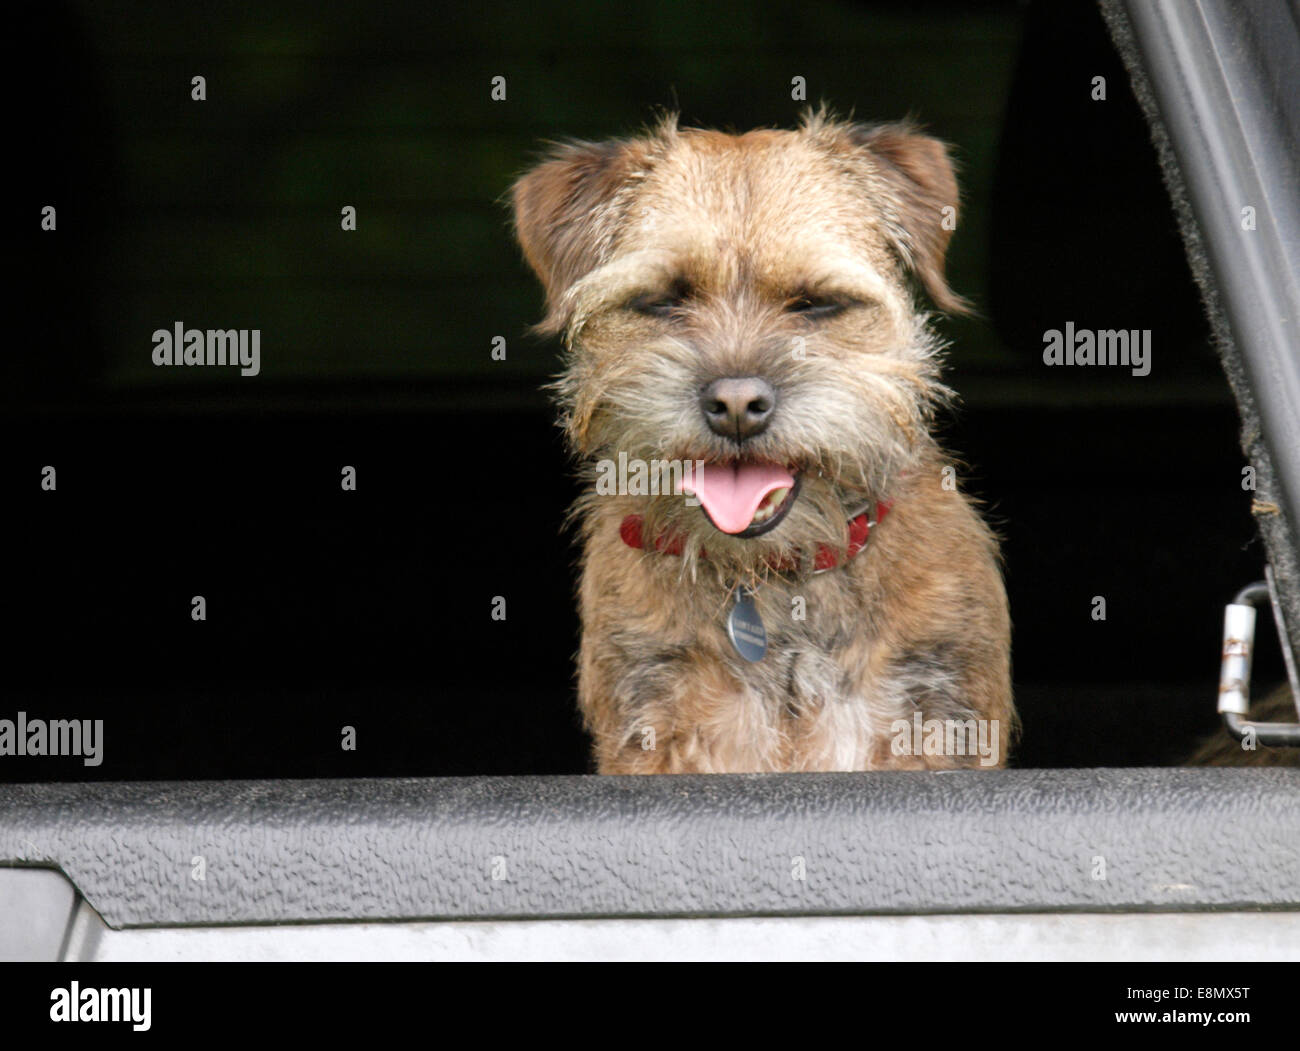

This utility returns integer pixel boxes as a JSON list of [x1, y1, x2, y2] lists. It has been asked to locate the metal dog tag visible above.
[[727, 586, 767, 662]]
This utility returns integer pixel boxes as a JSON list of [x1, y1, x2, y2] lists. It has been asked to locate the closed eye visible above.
[[629, 278, 693, 317], [786, 293, 850, 319]]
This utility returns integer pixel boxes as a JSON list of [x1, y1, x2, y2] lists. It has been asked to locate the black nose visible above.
[[699, 377, 777, 441]]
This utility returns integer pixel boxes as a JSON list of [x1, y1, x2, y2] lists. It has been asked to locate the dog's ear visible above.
[[511, 137, 653, 335], [843, 122, 971, 316]]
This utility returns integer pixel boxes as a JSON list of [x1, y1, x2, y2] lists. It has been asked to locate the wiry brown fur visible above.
[[512, 108, 1014, 773]]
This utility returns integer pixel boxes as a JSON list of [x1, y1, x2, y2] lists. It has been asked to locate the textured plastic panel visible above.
[[2, 771, 1298, 929]]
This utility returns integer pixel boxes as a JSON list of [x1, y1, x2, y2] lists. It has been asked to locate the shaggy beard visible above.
[[558, 316, 949, 585]]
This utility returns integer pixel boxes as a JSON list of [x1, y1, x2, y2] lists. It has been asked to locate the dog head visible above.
[[511, 108, 967, 578]]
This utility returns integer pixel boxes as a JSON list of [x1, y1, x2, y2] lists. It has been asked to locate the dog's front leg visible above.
[[576, 605, 788, 774]]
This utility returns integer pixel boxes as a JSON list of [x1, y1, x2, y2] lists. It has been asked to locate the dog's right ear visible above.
[[511, 138, 652, 335]]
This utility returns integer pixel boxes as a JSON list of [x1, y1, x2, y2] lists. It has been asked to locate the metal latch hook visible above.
[[1218, 569, 1300, 746]]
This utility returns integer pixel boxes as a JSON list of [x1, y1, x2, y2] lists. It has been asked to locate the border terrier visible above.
[[512, 109, 1013, 773]]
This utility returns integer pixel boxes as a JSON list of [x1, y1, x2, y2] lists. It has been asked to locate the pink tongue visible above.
[[679, 462, 794, 534]]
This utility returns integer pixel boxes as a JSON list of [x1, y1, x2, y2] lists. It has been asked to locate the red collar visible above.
[[618, 501, 892, 573]]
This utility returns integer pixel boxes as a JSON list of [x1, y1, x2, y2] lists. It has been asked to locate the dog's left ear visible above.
[[845, 122, 972, 316]]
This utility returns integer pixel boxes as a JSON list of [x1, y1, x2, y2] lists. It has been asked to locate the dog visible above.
[[511, 108, 1014, 773]]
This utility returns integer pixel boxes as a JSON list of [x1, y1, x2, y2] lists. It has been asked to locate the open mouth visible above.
[[679, 462, 802, 537], [730, 473, 801, 536]]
